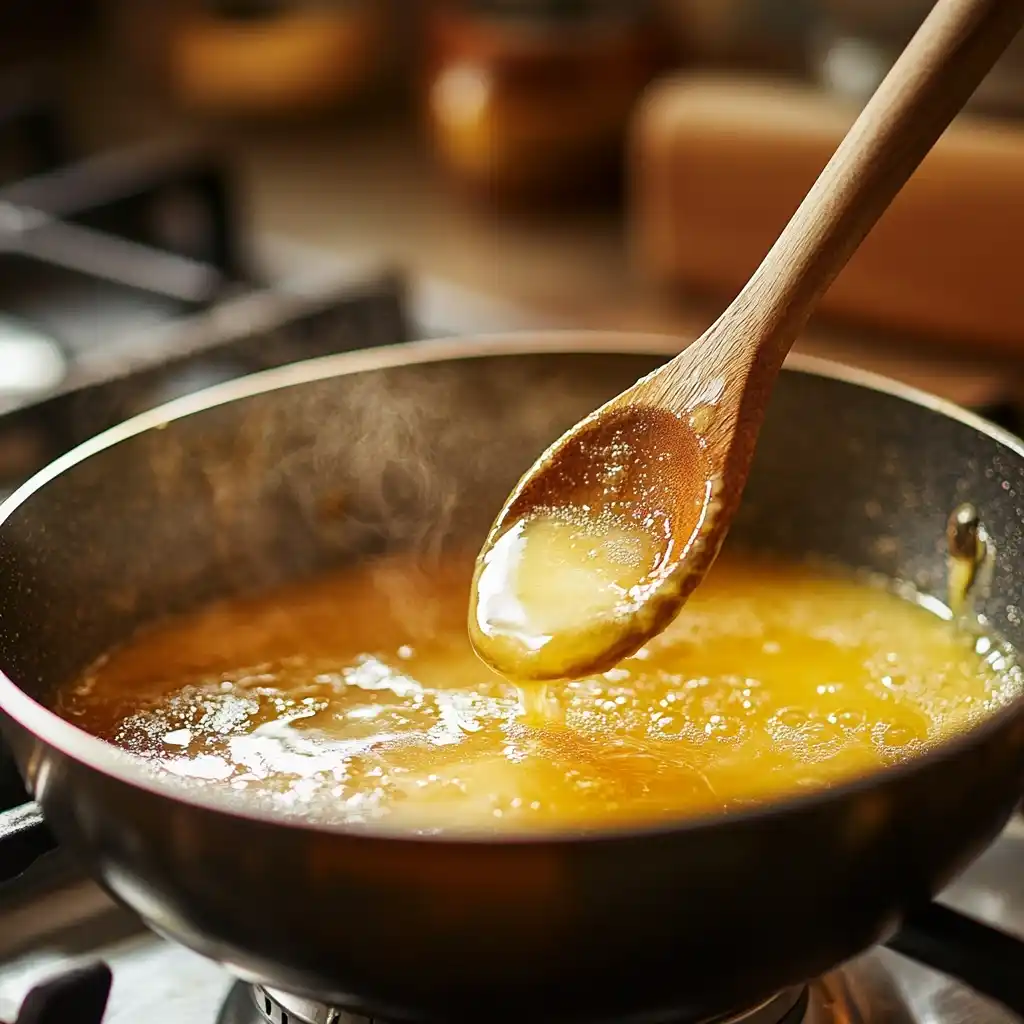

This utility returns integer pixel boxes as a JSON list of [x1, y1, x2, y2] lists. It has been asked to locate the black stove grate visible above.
[[8, 963, 111, 1024]]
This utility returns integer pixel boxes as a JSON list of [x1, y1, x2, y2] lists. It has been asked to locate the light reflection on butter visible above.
[[62, 551, 1022, 833]]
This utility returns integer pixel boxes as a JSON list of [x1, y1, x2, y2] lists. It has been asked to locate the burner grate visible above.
[[0, 141, 248, 283], [236, 985, 809, 1024], [7, 963, 110, 1024], [0, 146, 248, 415]]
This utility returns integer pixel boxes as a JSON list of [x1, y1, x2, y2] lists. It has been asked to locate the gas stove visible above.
[[4, 71, 1024, 1024]]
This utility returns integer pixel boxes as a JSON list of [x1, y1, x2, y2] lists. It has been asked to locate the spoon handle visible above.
[[725, 0, 1024, 368]]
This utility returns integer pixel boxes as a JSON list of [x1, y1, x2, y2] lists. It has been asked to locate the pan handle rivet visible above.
[[947, 503, 982, 562], [946, 503, 994, 615]]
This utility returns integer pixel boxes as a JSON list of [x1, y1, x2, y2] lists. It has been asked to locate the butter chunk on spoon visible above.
[[469, 0, 1024, 684]]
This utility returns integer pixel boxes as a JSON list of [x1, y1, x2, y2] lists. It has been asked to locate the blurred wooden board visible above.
[[631, 72, 1024, 356]]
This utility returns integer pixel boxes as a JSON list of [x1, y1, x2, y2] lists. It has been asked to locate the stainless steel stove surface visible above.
[[2, 816, 1024, 1024]]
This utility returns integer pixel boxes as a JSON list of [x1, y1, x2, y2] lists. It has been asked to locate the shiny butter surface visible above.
[[56, 552, 1019, 833], [470, 508, 665, 683]]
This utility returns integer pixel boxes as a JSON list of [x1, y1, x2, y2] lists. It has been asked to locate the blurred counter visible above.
[[179, 122, 1024, 410], [66, 58, 1020, 410]]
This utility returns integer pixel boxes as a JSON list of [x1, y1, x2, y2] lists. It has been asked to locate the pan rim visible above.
[[2, 329, 1023, 846]]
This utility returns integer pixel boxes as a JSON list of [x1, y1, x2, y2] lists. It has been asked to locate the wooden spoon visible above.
[[468, 0, 1024, 684]]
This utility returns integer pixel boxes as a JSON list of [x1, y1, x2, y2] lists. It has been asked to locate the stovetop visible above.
[[4, 69, 1024, 1024], [1, 817, 1023, 1024]]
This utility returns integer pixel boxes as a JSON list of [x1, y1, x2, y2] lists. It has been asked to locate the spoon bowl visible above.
[[468, 403, 716, 680]]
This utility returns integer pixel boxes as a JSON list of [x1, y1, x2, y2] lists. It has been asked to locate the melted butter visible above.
[[55, 552, 1020, 834], [469, 508, 662, 691], [948, 553, 977, 618]]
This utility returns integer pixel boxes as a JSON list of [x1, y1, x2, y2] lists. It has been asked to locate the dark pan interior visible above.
[[3, 344, 1024, 1024], [2, 349, 1024, 700]]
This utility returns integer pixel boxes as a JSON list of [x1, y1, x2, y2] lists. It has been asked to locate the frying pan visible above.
[[3, 333, 1024, 1024]]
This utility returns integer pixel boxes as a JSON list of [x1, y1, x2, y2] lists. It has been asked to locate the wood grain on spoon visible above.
[[469, 0, 1024, 684]]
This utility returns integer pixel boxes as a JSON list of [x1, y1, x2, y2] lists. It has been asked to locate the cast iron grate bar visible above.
[[7, 961, 111, 1024], [0, 140, 247, 281], [0, 802, 54, 886]]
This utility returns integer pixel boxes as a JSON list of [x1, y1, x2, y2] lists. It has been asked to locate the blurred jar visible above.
[[423, 1, 664, 206], [810, 0, 1024, 116], [657, 0, 812, 70], [166, 0, 393, 117]]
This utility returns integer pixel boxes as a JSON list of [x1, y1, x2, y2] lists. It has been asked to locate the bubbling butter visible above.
[[55, 551, 1021, 835]]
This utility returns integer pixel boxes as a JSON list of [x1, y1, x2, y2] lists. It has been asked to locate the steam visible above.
[[133, 355, 616, 631]]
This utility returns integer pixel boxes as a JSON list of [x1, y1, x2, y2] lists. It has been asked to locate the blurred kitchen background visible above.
[[2, 0, 1024, 500]]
